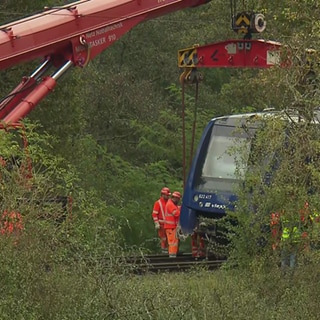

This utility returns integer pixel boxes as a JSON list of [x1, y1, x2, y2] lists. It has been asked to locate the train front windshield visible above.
[[194, 121, 252, 192]]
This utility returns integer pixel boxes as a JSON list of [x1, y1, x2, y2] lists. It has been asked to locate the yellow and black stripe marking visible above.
[[178, 47, 198, 68]]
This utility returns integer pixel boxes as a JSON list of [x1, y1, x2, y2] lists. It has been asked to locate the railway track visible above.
[[123, 253, 226, 274]]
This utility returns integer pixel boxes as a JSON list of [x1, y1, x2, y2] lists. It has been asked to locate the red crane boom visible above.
[[0, 0, 211, 123]]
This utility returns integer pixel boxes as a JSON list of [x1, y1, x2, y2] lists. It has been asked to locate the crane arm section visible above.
[[0, 0, 210, 70], [0, 0, 211, 123]]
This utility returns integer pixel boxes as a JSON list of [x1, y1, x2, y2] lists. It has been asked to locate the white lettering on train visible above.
[[211, 203, 226, 210]]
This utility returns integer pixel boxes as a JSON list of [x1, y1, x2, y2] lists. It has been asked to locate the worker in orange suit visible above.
[[270, 211, 281, 251], [152, 187, 170, 253], [270, 201, 312, 261], [299, 201, 312, 250], [0, 211, 24, 243], [191, 232, 206, 257], [164, 191, 181, 258]]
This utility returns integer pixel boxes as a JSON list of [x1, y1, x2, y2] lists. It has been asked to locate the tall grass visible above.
[[1, 236, 320, 320]]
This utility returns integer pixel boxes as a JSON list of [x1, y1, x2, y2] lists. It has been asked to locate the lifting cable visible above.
[[181, 70, 200, 189], [190, 81, 199, 170], [230, 0, 236, 21], [181, 77, 187, 189]]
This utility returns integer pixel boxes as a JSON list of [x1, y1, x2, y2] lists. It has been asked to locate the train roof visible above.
[[211, 109, 320, 126]]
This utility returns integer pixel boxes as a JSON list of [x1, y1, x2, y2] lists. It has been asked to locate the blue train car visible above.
[[179, 111, 274, 235], [179, 108, 320, 259]]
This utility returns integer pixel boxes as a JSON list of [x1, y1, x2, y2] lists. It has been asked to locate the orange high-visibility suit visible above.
[[0, 211, 24, 237], [299, 202, 311, 245], [164, 199, 180, 257], [152, 197, 168, 252], [191, 232, 206, 257], [270, 211, 281, 250], [270, 202, 311, 251]]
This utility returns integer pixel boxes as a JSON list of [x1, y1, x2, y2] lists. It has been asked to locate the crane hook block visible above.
[[180, 69, 203, 84], [232, 11, 266, 34]]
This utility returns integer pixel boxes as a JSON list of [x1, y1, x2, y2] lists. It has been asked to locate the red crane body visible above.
[[0, 0, 211, 123], [0, 0, 210, 70]]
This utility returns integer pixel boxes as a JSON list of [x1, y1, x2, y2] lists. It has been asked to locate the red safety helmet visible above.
[[172, 191, 182, 199], [161, 187, 170, 196]]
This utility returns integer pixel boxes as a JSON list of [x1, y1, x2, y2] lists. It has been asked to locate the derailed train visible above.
[[179, 109, 320, 241]]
